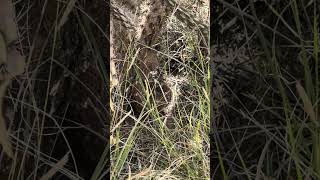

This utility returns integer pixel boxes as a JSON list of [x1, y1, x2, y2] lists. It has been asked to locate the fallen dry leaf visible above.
[[39, 153, 69, 180], [57, 0, 77, 30], [296, 82, 317, 123], [49, 80, 61, 96]]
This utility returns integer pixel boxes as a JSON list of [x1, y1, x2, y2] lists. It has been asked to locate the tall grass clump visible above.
[[213, 0, 320, 179], [1, 1, 108, 179]]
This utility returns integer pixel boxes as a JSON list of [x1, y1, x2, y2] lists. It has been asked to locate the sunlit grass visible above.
[[110, 7, 210, 179]]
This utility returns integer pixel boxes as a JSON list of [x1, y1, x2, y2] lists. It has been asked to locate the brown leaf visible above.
[[39, 153, 69, 180], [57, 0, 77, 30], [49, 80, 61, 96], [296, 82, 317, 123]]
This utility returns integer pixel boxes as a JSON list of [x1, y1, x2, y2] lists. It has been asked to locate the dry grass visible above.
[[1, 0, 108, 179], [212, 0, 320, 179], [110, 0, 209, 179]]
